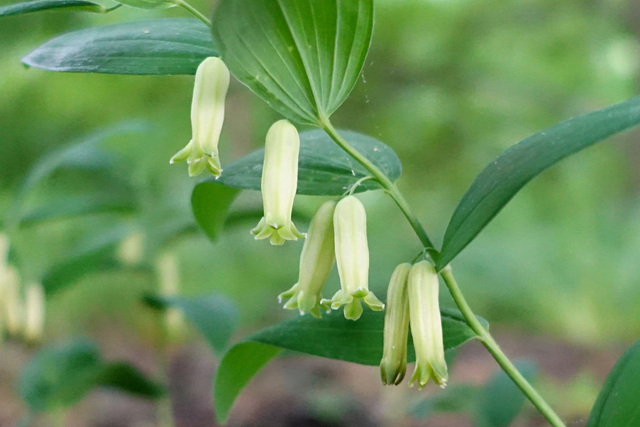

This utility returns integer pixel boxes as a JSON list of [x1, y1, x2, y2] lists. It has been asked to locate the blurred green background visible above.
[[1, 0, 640, 425]]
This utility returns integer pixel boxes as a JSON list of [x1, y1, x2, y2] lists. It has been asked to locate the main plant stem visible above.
[[321, 120, 565, 427]]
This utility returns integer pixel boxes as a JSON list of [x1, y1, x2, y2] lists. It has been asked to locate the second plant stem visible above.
[[321, 120, 565, 427]]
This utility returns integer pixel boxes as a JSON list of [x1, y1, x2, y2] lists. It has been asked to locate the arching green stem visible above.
[[173, 0, 211, 27], [320, 119, 566, 427]]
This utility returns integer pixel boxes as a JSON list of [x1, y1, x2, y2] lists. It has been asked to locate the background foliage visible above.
[[1, 0, 640, 425]]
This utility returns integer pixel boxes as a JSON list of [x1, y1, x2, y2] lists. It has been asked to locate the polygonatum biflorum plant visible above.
[[4, 0, 640, 425]]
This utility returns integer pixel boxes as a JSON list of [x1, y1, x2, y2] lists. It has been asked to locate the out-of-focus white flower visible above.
[[251, 120, 304, 245], [23, 283, 45, 343]]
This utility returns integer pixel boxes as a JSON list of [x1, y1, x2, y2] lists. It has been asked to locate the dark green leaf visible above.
[[214, 308, 485, 422], [191, 182, 240, 242], [212, 0, 374, 125], [438, 95, 640, 270], [216, 129, 401, 196], [587, 338, 640, 427], [148, 294, 239, 354], [476, 361, 537, 427], [22, 18, 216, 75], [19, 339, 101, 412], [214, 343, 282, 423], [96, 362, 165, 398], [0, 0, 110, 17], [19, 339, 163, 412]]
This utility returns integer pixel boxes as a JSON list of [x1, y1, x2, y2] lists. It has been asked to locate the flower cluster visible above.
[[172, 58, 447, 389], [380, 260, 448, 389]]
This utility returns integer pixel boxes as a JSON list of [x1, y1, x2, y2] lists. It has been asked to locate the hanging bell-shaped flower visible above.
[[170, 57, 230, 177], [279, 200, 336, 318], [251, 120, 305, 245], [408, 261, 448, 389], [323, 196, 384, 320], [380, 263, 411, 385]]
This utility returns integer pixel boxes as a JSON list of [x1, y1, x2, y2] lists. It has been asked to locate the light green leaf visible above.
[[42, 224, 134, 295], [438, 95, 640, 270], [587, 338, 640, 427], [146, 294, 239, 354], [216, 129, 401, 196], [117, 0, 174, 10], [18, 339, 163, 412], [22, 18, 216, 75], [212, 0, 374, 125], [18, 194, 137, 227], [214, 308, 485, 422], [191, 182, 240, 242], [0, 0, 111, 17]]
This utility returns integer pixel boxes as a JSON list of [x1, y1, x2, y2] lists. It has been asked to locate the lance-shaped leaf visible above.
[[22, 18, 216, 75], [19, 339, 163, 413], [212, 0, 374, 125], [437, 95, 640, 270], [214, 308, 486, 422], [117, 0, 174, 10], [215, 129, 401, 196], [0, 0, 112, 17], [587, 338, 640, 427]]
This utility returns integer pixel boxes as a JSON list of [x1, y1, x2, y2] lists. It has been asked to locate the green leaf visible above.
[[18, 194, 137, 227], [216, 129, 401, 196], [146, 294, 239, 354], [191, 182, 240, 242], [0, 0, 110, 17], [95, 362, 165, 399], [438, 95, 640, 270], [214, 343, 282, 423], [42, 224, 133, 295], [19, 339, 163, 412], [117, 0, 174, 10], [214, 308, 485, 422], [587, 338, 640, 427], [212, 0, 374, 125], [22, 18, 216, 75], [476, 361, 537, 427]]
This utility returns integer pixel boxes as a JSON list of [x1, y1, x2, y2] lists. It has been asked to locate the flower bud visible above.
[[156, 252, 185, 340], [170, 57, 230, 177], [324, 196, 383, 320], [251, 120, 305, 245], [408, 261, 448, 389], [23, 283, 45, 343], [380, 263, 411, 385], [279, 201, 336, 318]]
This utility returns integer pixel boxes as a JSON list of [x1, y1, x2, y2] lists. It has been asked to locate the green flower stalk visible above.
[[408, 260, 448, 389], [380, 263, 411, 385], [324, 196, 384, 320], [279, 200, 336, 318], [170, 57, 230, 177], [251, 120, 305, 245]]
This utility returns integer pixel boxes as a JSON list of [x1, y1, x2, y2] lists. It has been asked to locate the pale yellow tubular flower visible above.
[[2, 266, 23, 336], [380, 263, 411, 385], [156, 252, 185, 339], [408, 261, 448, 389], [170, 57, 230, 177], [324, 196, 384, 320], [279, 200, 336, 318], [251, 120, 305, 245], [23, 283, 45, 343]]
